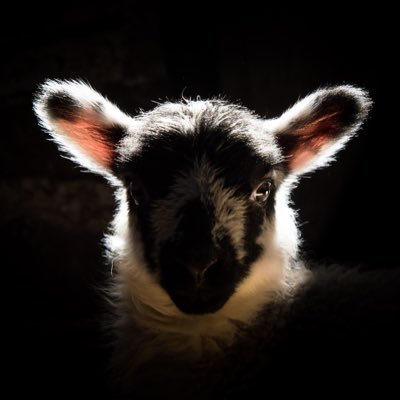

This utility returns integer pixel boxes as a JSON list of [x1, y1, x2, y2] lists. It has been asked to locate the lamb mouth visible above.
[[169, 290, 232, 315]]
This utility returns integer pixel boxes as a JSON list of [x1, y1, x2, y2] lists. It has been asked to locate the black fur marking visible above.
[[121, 133, 194, 199], [45, 92, 80, 121], [174, 199, 217, 269]]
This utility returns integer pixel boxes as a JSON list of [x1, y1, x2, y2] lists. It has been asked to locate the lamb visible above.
[[33, 81, 400, 397]]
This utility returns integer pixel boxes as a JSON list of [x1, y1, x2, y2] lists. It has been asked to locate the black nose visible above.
[[186, 257, 217, 283], [177, 247, 218, 284]]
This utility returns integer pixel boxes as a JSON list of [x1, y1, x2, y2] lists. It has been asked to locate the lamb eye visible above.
[[252, 180, 272, 203]]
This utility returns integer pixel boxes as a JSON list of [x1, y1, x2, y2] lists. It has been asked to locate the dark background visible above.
[[2, 3, 398, 396]]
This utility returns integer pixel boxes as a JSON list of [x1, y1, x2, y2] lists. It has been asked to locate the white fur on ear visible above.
[[267, 85, 372, 176], [33, 79, 134, 177]]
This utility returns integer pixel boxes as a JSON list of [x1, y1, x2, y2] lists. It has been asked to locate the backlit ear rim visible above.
[[34, 79, 133, 176], [269, 85, 372, 175]]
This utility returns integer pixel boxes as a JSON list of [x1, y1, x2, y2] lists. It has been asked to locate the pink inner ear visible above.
[[289, 137, 331, 170], [288, 112, 339, 170], [57, 119, 114, 169]]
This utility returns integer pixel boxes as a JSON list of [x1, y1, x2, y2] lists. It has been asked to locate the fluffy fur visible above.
[[33, 80, 387, 396]]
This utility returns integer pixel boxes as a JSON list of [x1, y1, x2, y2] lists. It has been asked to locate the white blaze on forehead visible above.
[[149, 157, 248, 262]]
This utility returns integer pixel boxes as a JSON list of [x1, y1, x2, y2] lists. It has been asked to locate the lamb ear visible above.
[[34, 79, 133, 176], [270, 86, 372, 175]]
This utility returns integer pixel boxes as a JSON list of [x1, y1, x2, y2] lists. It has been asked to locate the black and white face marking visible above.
[[117, 121, 284, 314], [34, 80, 371, 316]]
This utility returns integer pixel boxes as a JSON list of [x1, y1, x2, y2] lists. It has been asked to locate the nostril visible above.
[[186, 258, 217, 283], [205, 257, 218, 269]]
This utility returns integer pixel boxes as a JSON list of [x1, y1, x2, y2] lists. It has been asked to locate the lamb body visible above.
[[34, 81, 400, 396]]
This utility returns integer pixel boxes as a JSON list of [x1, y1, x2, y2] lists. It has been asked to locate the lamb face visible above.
[[114, 102, 285, 314], [34, 80, 371, 319]]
